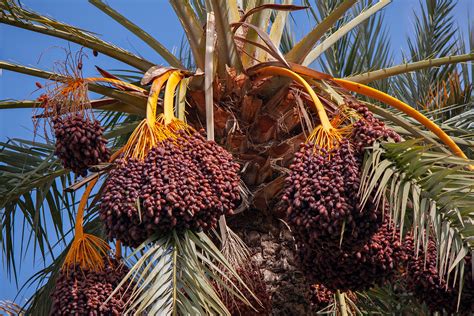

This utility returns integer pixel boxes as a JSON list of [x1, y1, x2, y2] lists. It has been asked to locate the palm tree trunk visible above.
[[230, 211, 316, 315]]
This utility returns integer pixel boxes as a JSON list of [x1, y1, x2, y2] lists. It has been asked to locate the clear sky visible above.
[[0, 0, 472, 305]]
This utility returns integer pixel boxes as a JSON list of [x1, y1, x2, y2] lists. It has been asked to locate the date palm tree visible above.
[[1, 0, 473, 314]]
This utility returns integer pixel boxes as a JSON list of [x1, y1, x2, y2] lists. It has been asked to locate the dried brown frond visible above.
[[33, 49, 91, 135], [423, 71, 471, 117], [0, 301, 23, 315]]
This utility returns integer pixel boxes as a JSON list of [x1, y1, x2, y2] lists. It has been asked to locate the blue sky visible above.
[[0, 0, 472, 305]]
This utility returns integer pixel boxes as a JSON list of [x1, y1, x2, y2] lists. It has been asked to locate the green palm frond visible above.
[[345, 53, 474, 85], [303, 0, 390, 68], [209, 0, 243, 75], [0, 138, 66, 211], [190, 0, 208, 24], [357, 283, 430, 315], [100, 112, 142, 148], [239, 0, 270, 66], [169, 0, 205, 70], [286, 0, 356, 64], [89, 0, 184, 69], [313, 0, 393, 92], [176, 34, 196, 70], [0, 100, 39, 110], [113, 231, 256, 315], [463, 20, 474, 93], [276, 9, 294, 55], [343, 0, 392, 92], [427, 103, 474, 149], [360, 140, 473, 283], [0, 0, 153, 71], [393, 0, 459, 107], [0, 138, 73, 281], [443, 104, 474, 130], [269, 0, 293, 54], [364, 102, 474, 152]]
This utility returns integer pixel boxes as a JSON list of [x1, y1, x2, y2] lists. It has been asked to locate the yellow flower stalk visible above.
[[63, 148, 124, 271], [254, 66, 349, 151], [121, 70, 186, 160], [62, 176, 108, 271], [162, 70, 191, 134], [163, 71, 183, 125], [147, 71, 172, 126], [332, 78, 469, 160]]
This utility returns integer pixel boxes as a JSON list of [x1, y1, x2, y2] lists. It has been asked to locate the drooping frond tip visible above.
[[332, 78, 471, 166]]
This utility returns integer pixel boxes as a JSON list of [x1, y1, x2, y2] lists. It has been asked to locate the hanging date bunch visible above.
[[298, 218, 405, 291], [250, 66, 407, 292], [254, 66, 387, 251], [52, 113, 109, 176], [100, 70, 241, 247], [347, 100, 401, 153], [309, 284, 334, 312], [50, 258, 134, 316], [282, 97, 400, 249], [51, 148, 134, 315], [283, 140, 382, 249], [402, 235, 473, 314], [281, 97, 400, 249], [35, 50, 112, 176]]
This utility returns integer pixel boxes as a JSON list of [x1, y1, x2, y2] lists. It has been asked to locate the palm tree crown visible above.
[[0, 0, 473, 314]]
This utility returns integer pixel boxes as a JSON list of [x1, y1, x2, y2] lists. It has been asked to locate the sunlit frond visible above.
[[112, 231, 256, 315], [360, 140, 474, 284]]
